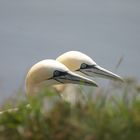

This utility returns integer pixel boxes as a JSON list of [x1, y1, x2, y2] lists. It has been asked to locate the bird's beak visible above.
[[79, 65, 123, 82], [54, 71, 98, 87]]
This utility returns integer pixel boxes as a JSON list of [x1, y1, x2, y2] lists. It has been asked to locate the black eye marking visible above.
[[53, 70, 68, 77], [80, 63, 88, 69], [80, 63, 96, 70], [54, 70, 60, 77]]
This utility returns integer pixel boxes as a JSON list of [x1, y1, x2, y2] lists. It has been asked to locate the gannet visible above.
[[56, 51, 123, 81], [55, 51, 123, 104], [25, 59, 98, 96]]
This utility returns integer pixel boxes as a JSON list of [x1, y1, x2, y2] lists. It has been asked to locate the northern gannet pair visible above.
[[0, 51, 123, 114], [26, 51, 123, 97]]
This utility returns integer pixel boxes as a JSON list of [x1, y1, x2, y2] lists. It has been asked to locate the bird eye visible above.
[[54, 70, 60, 77], [81, 63, 87, 69]]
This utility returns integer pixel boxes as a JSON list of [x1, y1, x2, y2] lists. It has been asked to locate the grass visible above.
[[0, 78, 140, 140]]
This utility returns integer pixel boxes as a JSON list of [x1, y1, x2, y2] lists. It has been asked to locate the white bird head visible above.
[[25, 59, 98, 96], [57, 51, 123, 82]]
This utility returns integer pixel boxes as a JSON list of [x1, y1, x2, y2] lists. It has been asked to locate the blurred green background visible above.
[[0, 79, 140, 140]]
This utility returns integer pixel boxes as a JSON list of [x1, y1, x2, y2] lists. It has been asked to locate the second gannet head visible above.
[[57, 51, 123, 82]]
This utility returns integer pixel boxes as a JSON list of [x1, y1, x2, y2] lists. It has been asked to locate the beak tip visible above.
[[92, 82, 98, 87], [117, 76, 124, 83], [95, 84, 98, 87], [120, 78, 125, 83]]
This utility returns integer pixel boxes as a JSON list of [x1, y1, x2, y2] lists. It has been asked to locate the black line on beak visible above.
[[54, 78, 64, 84]]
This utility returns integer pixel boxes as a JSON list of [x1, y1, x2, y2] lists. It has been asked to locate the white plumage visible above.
[[25, 59, 98, 97], [55, 51, 123, 104]]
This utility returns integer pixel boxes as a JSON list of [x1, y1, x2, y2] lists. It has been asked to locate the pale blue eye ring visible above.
[[81, 63, 87, 69], [54, 70, 60, 77]]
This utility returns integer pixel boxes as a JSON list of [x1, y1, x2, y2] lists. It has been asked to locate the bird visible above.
[[25, 59, 98, 97], [55, 51, 123, 104], [0, 59, 98, 114], [56, 51, 123, 82]]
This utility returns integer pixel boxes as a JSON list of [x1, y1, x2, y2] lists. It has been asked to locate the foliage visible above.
[[0, 78, 140, 140]]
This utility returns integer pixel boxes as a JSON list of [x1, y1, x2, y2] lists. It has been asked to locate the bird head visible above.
[[25, 59, 98, 96], [57, 51, 123, 82]]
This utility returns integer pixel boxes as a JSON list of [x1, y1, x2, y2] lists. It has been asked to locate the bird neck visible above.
[[53, 84, 66, 93]]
